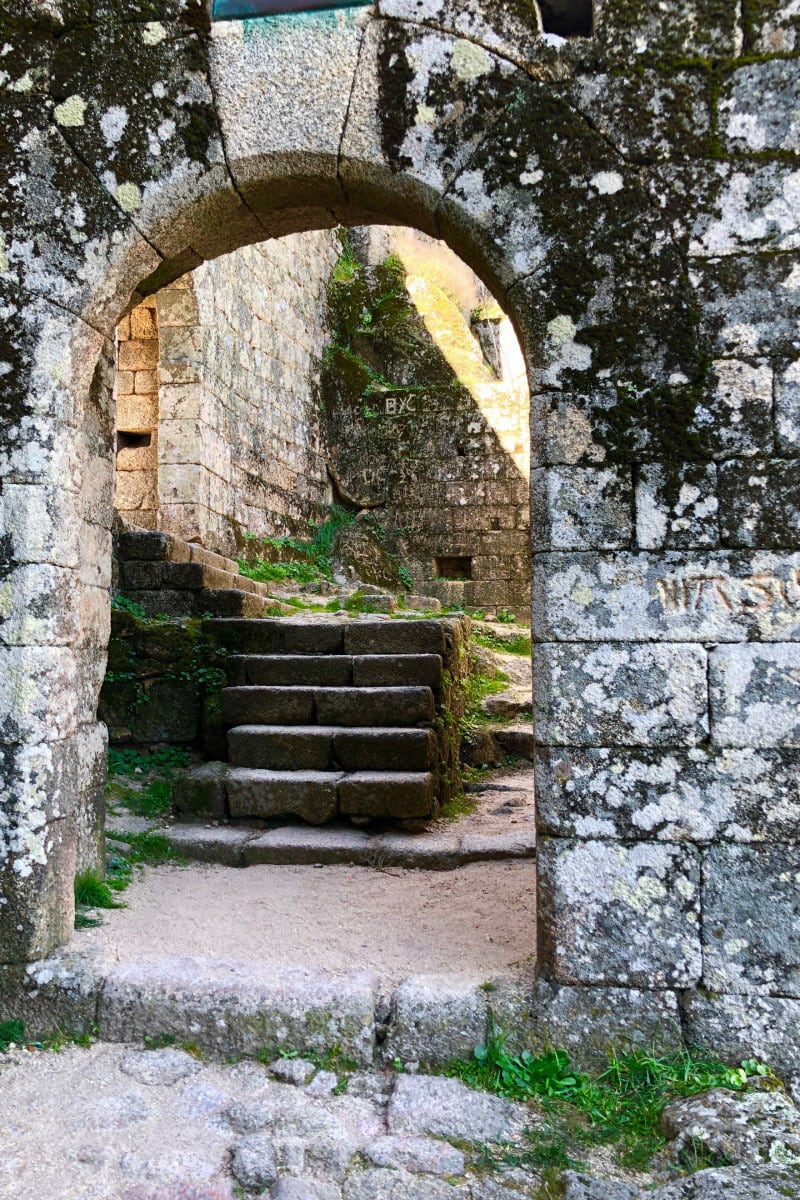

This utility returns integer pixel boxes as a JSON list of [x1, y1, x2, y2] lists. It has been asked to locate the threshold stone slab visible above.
[[100, 956, 378, 1065]]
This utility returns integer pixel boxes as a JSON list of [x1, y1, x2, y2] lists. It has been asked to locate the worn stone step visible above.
[[125, 588, 266, 619], [222, 686, 434, 728], [228, 725, 436, 771], [233, 655, 354, 687], [121, 560, 268, 597], [315, 687, 434, 728], [226, 654, 443, 688], [195, 589, 267, 619], [222, 687, 317, 726], [343, 621, 447, 657], [227, 768, 342, 823], [229, 725, 337, 770], [339, 772, 435, 819], [206, 619, 345, 656], [117, 528, 240, 575], [351, 654, 443, 688]]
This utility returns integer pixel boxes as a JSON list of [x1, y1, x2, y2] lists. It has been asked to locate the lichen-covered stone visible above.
[[720, 59, 800, 154], [538, 838, 702, 987], [388, 1073, 528, 1143], [718, 461, 800, 549], [661, 1087, 800, 1168], [636, 464, 719, 551], [684, 991, 800, 1082], [688, 163, 800, 259], [532, 551, 800, 644], [531, 466, 633, 551], [535, 746, 800, 843], [534, 643, 708, 747], [382, 975, 489, 1065], [691, 253, 800, 362], [210, 9, 362, 231], [710, 644, 800, 747], [532, 980, 682, 1073], [703, 844, 800, 996], [571, 70, 712, 163], [594, 0, 743, 62]]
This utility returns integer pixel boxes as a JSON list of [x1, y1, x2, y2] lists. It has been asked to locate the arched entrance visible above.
[[5, 3, 777, 1068]]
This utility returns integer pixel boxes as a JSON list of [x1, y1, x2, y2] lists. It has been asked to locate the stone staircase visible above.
[[178, 616, 469, 827], [115, 527, 272, 618]]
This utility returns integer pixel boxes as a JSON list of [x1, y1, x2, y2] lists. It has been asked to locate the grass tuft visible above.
[[444, 1026, 777, 1169], [74, 869, 125, 911]]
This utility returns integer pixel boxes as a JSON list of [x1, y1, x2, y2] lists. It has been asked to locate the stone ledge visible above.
[[106, 816, 536, 871]]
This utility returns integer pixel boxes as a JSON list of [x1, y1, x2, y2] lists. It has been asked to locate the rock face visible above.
[[661, 1088, 800, 1168], [1, 0, 800, 1080]]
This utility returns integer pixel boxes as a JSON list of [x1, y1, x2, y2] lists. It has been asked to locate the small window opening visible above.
[[538, 0, 593, 38], [435, 555, 473, 581], [117, 431, 152, 451]]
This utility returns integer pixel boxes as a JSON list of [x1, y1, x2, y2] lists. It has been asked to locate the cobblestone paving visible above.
[[1, 1044, 799, 1199]]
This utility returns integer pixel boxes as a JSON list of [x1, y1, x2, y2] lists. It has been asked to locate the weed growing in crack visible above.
[[443, 1026, 776, 1169], [0, 1019, 94, 1054]]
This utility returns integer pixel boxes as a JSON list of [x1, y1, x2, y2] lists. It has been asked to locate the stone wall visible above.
[[2, 0, 800, 1076], [115, 224, 531, 611], [114, 297, 160, 530], [152, 231, 339, 557], [321, 228, 531, 614]]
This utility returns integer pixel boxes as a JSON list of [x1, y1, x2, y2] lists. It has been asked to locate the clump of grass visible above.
[[125, 831, 181, 866], [0, 1020, 94, 1053], [74, 869, 125, 912], [106, 746, 191, 820], [0, 1019, 25, 1051], [473, 629, 532, 657], [440, 792, 478, 821], [445, 1026, 776, 1169], [239, 557, 323, 586]]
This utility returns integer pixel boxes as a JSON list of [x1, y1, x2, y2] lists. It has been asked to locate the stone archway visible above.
[[3, 1, 798, 1072]]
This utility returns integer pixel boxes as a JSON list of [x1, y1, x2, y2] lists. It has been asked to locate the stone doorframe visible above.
[[2, 0, 799, 1061]]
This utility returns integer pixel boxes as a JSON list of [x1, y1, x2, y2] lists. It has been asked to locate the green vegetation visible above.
[[440, 791, 479, 821], [445, 1027, 776, 1169], [472, 628, 532, 657], [74, 868, 125, 911], [461, 663, 509, 742], [0, 1019, 94, 1053], [239, 504, 357, 585], [106, 745, 191, 820], [238, 556, 324, 586], [110, 595, 147, 620]]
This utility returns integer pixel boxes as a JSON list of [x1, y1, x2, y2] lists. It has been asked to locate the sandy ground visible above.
[[77, 858, 536, 982]]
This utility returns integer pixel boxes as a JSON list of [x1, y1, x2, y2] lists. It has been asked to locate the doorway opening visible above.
[[92, 222, 536, 985]]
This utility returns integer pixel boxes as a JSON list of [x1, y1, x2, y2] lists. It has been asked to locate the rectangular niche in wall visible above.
[[435, 556, 473, 581]]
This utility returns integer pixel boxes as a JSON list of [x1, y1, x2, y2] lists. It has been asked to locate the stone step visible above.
[[342, 621, 447, 657], [225, 767, 435, 822], [122, 560, 270, 597], [117, 528, 240, 575], [206, 619, 345, 656], [227, 768, 342, 823], [339, 772, 435, 820], [221, 686, 435, 728], [130, 818, 536, 870], [316, 687, 435, 728], [228, 653, 443, 688], [131, 588, 267, 619], [228, 725, 436, 771]]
